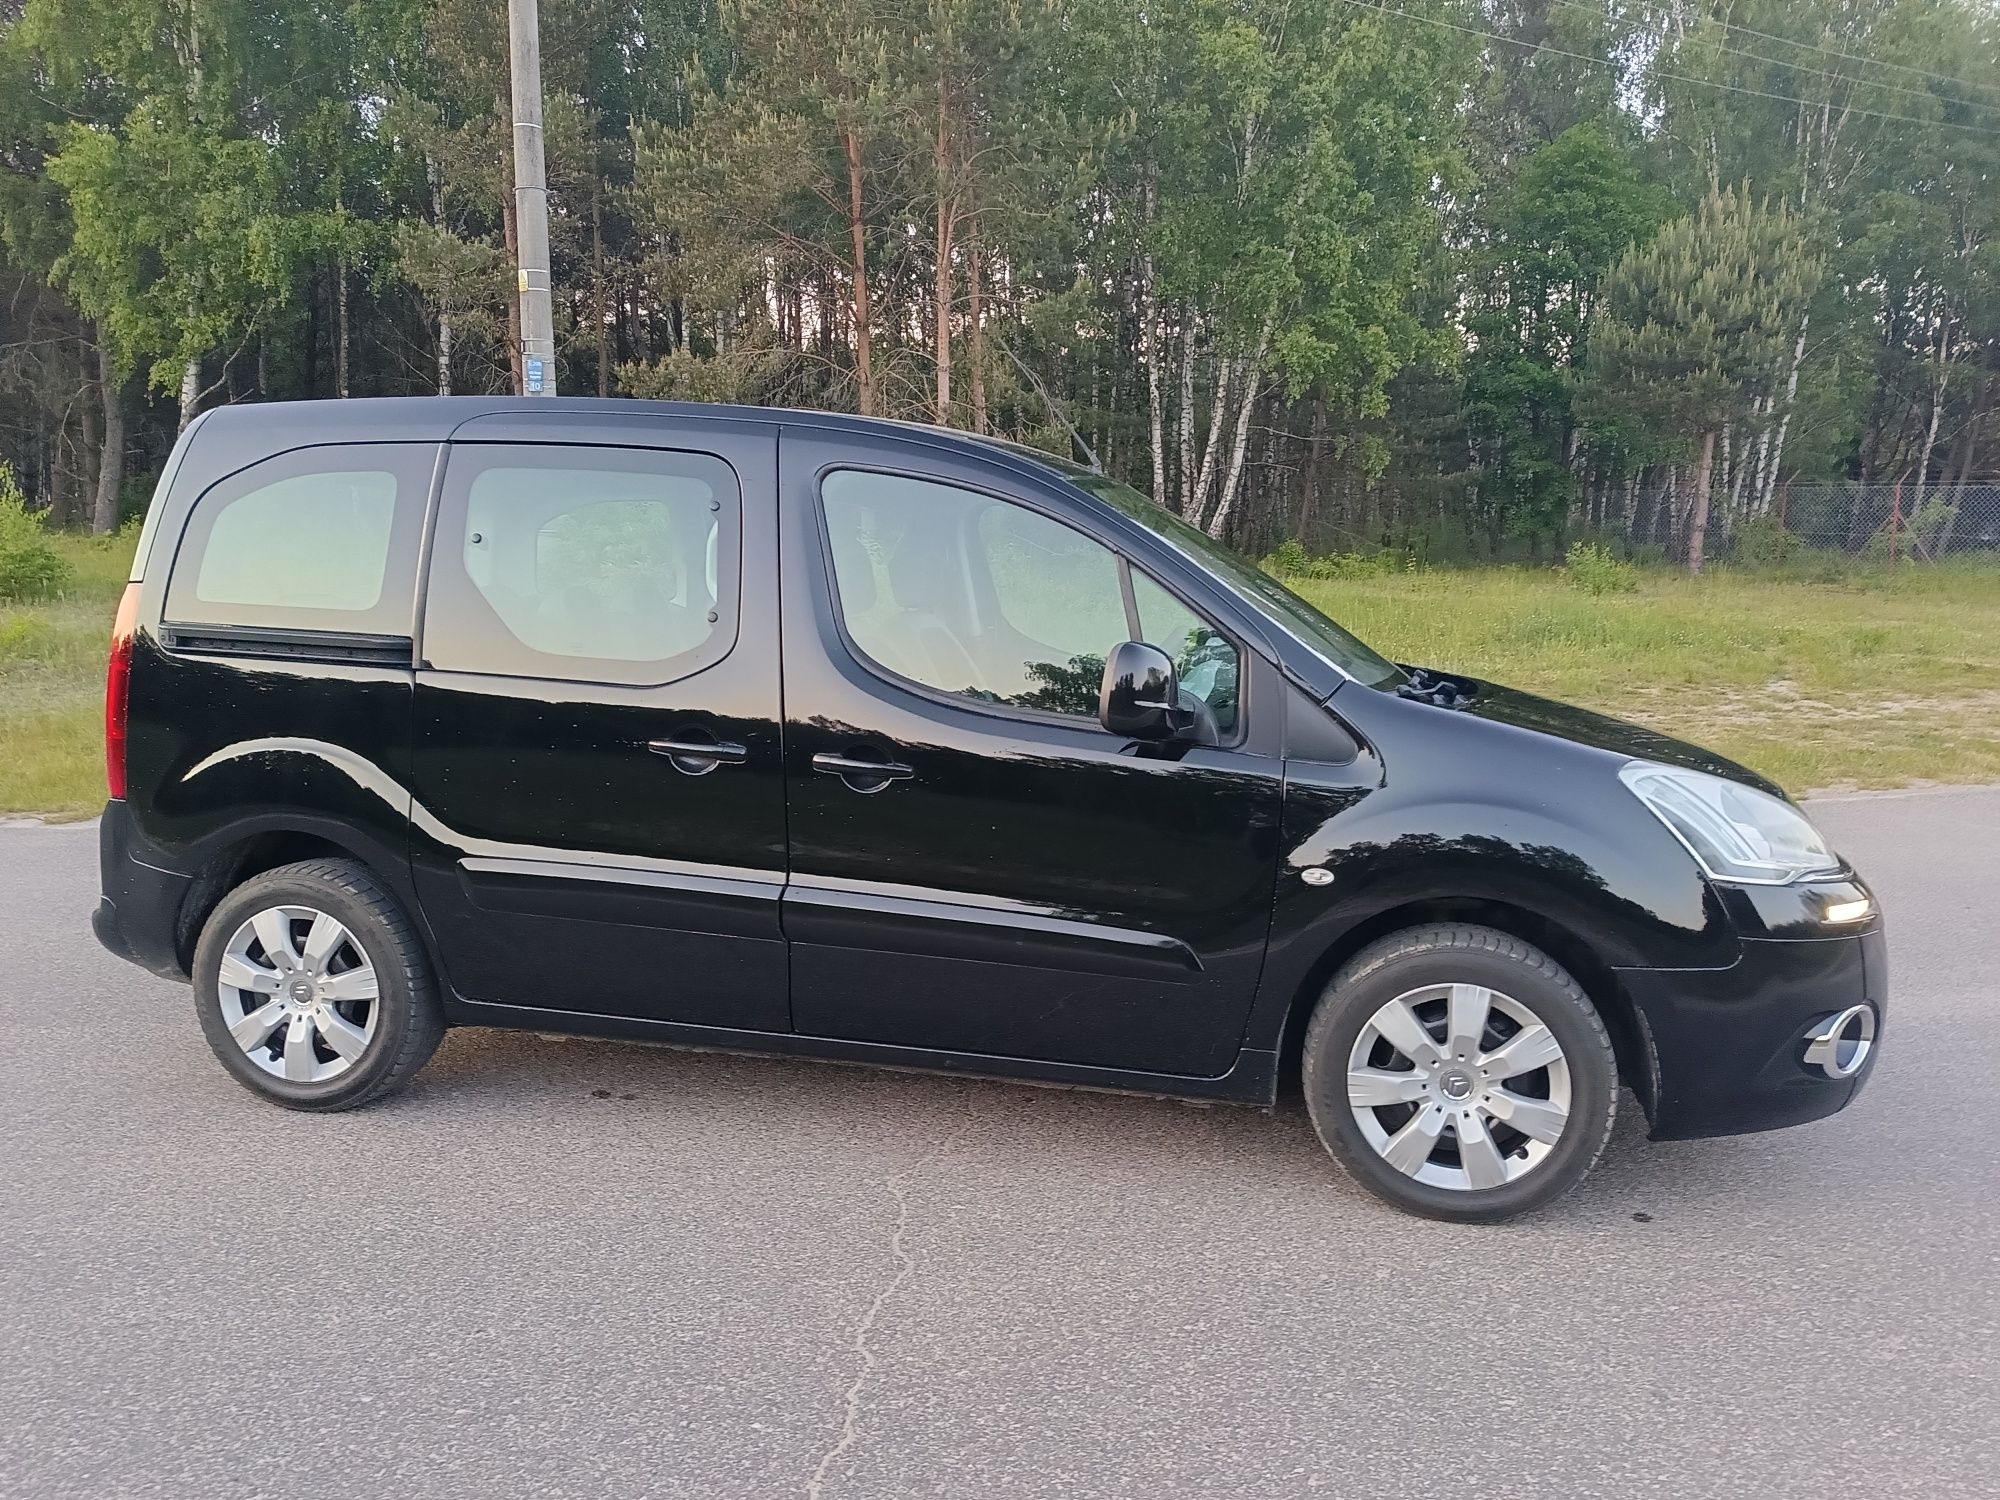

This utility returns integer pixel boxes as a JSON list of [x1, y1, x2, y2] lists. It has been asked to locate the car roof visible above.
[[189, 396, 1095, 478]]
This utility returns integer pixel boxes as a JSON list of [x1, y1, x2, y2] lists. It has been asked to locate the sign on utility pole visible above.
[[508, 0, 557, 396]]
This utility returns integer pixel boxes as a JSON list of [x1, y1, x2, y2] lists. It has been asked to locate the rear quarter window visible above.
[[164, 444, 437, 637]]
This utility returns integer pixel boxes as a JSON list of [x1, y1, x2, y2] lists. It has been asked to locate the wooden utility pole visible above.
[[508, 0, 557, 396]]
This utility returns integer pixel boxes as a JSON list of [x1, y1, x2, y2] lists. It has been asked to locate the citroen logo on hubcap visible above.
[[289, 979, 315, 1004], [1439, 1070, 1474, 1101]]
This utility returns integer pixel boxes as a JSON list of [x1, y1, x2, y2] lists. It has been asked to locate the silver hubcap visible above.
[[216, 906, 380, 1084], [1346, 983, 1572, 1192]]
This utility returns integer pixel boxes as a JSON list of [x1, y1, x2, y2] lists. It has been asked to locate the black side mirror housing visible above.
[[1098, 640, 1187, 741]]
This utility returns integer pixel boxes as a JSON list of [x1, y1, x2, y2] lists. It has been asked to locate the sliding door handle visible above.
[[648, 737, 748, 775], [811, 751, 914, 792]]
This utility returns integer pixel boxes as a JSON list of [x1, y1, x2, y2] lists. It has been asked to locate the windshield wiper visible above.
[[1396, 666, 1477, 709]]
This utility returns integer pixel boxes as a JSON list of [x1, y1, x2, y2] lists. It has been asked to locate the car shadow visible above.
[[405, 1023, 1901, 1231]]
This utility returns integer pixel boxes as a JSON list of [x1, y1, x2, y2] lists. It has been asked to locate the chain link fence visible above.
[[1604, 482, 2000, 564]]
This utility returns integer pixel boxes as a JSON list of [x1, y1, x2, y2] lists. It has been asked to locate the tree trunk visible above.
[[1190, 353, 1233, 527], [933, 200, 953, 422], [1687, 430, 1717, 575], [76, 337, 100, 530], [437, 313, 454, 396], [593, 168, 610, 397], [92, 335, 123, 534], [1300, 395, 1328, 542], [1139, 167, 1165, 505], [967, 230, 988, 434], [1176, 309, 1196, 512], [1759, 316, 1807, 511], [336, 254, 351, 398], [1915, 348, 1949, 496], [1936, 376, 1990, 555], [424, 155, 453, 396], [840, 123, 875, 416], [304, 267, 321, 396], [1206, 319, 1276, 541], [178, 356, 203, 432], [932, 75, 954, 425]]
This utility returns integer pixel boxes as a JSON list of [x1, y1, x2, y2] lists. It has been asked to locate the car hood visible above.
[[1447, 675, 1786, 798]]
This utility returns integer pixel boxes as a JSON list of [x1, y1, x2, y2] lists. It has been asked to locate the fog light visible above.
[[1803, 1005, 1875, 1080], [1822, 897, 1872, 924]]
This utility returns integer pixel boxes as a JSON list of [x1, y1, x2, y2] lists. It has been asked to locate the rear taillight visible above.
[[105, 583, 140, 800]]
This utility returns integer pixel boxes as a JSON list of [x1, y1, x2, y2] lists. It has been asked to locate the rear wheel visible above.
[[192, 859, 444, 1111], [1302, 924, 1617, 1222]]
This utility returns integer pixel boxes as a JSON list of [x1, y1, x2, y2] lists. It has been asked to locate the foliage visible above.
[[1586, 187, 1822, 460], [1462, 124, 1672, 550], [1560, 540, 1636, 596], [0, 0, 1997, 575], [1729, 514, 1795, 568], [0, 463, 74, 600], [1266, 539, 1410, 580]]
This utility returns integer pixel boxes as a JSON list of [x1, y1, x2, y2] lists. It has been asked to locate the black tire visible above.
[[191, 858, 445, 1111], [1301, 924, 1617, 1223]]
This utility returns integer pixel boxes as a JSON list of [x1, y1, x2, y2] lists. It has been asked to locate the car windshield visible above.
[[1068, 471, 1408, 690]]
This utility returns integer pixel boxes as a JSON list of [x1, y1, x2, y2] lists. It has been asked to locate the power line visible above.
[[1672, 8, 2000, 101], [1541, 0, 2000, 116], [1336, 0, 2000, 139]]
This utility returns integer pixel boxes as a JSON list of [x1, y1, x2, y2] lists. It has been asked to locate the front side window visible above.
[[423, 444, 738, 686], [820, 470, 1239, 732], [165, 444, 435, 635], [1132, 571, 1239, 735]]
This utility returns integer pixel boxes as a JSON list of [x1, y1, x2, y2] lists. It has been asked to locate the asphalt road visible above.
[[3, 788, 1997, 1500]]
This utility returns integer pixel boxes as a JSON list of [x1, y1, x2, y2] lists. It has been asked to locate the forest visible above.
[[2, 0, 1997, 568]]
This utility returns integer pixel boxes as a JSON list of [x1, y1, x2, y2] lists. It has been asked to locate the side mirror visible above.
[[1098, 640, 1184, 741]]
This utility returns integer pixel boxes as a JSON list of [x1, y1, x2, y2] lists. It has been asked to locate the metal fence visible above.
[[1616, 481, 2000, 563]]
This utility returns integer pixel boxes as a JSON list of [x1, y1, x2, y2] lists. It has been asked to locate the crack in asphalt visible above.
[[805, 1115, 970, 1498]]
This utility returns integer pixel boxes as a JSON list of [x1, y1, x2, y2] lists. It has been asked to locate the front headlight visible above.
[[1619, 762, 1840, 885]]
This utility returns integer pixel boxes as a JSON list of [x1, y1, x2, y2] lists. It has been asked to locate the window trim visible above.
[[812, 462, 1247, 744], [161, 442, 438, 643], [417, 440, 744, 690]]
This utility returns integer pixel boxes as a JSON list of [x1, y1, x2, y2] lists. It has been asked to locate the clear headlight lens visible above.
[[1619, 762, 1840, 885]]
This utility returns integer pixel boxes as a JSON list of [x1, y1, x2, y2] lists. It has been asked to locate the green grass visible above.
[[3, 532, 1997, 817], [1291, 558, 2000, 793], [0, 531, 134, 818]]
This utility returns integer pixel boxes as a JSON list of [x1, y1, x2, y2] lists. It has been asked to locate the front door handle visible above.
[[812, 750, 915, 792], [648, 737, 748, 775]]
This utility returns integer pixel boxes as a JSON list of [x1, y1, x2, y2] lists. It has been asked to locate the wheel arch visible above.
[[1274, 897, 1659, 1123], [171, 824, 409, 976]]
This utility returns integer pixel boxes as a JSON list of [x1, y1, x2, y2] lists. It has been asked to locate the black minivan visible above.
[[94, 398, 1885, 1221]]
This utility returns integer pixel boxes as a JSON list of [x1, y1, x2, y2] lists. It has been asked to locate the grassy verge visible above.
[[2, 535, 1996, 817], [0, 532, 134, 819], [1293, 559, 2000, 792]]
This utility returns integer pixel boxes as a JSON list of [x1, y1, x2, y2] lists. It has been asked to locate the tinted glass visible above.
[[1132, 570, 1239, 735], [423, 445, 739, 686], [822, 471, 1128, 720], [164, 444, 435, 635], [1070, 471, 1406, 689]]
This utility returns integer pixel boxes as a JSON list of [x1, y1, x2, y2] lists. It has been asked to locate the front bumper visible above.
[[1615, 923, 1887, 1140], [93, 800, 194, 982]]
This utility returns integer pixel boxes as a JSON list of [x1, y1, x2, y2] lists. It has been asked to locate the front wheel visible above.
[[1301, 925, 1618, 1223], [192, 858, 445, 1111]]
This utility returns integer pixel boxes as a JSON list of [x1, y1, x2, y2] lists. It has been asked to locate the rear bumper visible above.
[[93, 801, 193, 982], [1616, 925, 1886, 1140]]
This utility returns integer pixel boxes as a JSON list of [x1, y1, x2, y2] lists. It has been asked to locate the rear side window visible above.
[[421, 443, 740, 687], [164, 444, 436, 636]]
